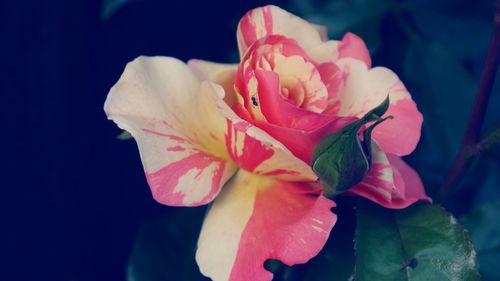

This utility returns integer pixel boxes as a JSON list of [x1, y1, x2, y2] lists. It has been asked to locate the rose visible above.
[[104, 5, 430, 281], [192, 5, 427, 208]]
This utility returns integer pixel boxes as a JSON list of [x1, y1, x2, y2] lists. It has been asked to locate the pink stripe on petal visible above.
[[167, 146, 185, 152], [239, 9, 259, 50], [261, 169, 301, 177], [238, 6, 275, 57], [317, 62, 343, 114], [147, 151, 228, 206], [142, 128, 189, 143], [225, 119, 274, 172], [263, 6, 274, 38]]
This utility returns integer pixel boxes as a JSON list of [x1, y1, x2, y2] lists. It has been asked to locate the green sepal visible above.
[[312, 97, 391, 198]]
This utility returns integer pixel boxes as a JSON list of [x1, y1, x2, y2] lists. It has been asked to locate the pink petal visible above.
[[371, 96, 423, 156], [387, 154, 432, 207], [237, 5, 323, 58], [254, 69, 331, 131], [337, 32, 371, 68], [255, 117, 356, 165], [335, 58, 423, 156], [196, 171, 337, 281], [218, 98, 317, 181], [235, 35, 323, 123], [317, 62, 343, 114], [307, 33, 371, 67], [349, 143, 430, 209], [104, 57, 237, 206]]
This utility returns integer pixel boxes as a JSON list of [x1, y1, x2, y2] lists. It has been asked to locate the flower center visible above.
[[235, 35, 330, 123], [273, 55, 326, 111], [253, 40, 328, 113]]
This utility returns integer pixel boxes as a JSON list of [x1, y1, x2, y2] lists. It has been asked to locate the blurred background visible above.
[[2, 0, 499, 280]]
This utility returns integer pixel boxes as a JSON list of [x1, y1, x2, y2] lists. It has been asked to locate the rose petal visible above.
[[272, 56, 328, 112], [349, 142, 430, 208], [215, 89, 317, 181], [237, 5, 323, 58], [196, 170, 337, 281], [255, 116, 357, 164], [104, 56, 237, 206], [254, 69, 331, 131], [335, 58, 423, 156], [235, 35, 320, 123], [307, 40, 339, 64], [307, 32, 371, 68], [317, 62, 343, 114], [387, 153, 432, 207], [337, 32, 371, 68], [188, 59, 238, 107]]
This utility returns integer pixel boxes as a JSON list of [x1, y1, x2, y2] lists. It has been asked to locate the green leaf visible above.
[[116, 130, 133, 140], [479, 125, 500, 151], [355, 200, 479, 281], [127, 207, 209, 281], [101, 0, 137, 22], [312, 97, 391, 197], [461, 199, 500, 281]]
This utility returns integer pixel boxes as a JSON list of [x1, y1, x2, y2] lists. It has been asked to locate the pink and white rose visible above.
[[104, 5, 430, 281]]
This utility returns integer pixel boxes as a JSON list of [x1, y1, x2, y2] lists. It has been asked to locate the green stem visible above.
[[437, 2, 500, 198]]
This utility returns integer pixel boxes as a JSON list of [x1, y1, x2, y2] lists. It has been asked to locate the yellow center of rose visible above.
[[272, 55, 327, 112]]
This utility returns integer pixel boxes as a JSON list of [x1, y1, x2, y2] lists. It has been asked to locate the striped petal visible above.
[[336, 33, 371, 67], [307, 32, 371, 67], [349, 142, 430, 209], [237, 5, 323, 58], [214, 89, 317, 181], [104, 56, 237, 206], [188, 59, 238, 106], [196, 170, 337, 281], [335, 58, 423, 156]]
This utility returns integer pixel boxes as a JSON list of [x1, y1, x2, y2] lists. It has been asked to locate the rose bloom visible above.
[[104, 5, 430, 281]]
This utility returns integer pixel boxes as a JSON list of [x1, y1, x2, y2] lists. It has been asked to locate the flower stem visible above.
[[438, 2, 500, 198]]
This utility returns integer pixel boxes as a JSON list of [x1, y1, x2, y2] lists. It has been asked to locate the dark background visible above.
[[2, 0, 499, 280]]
